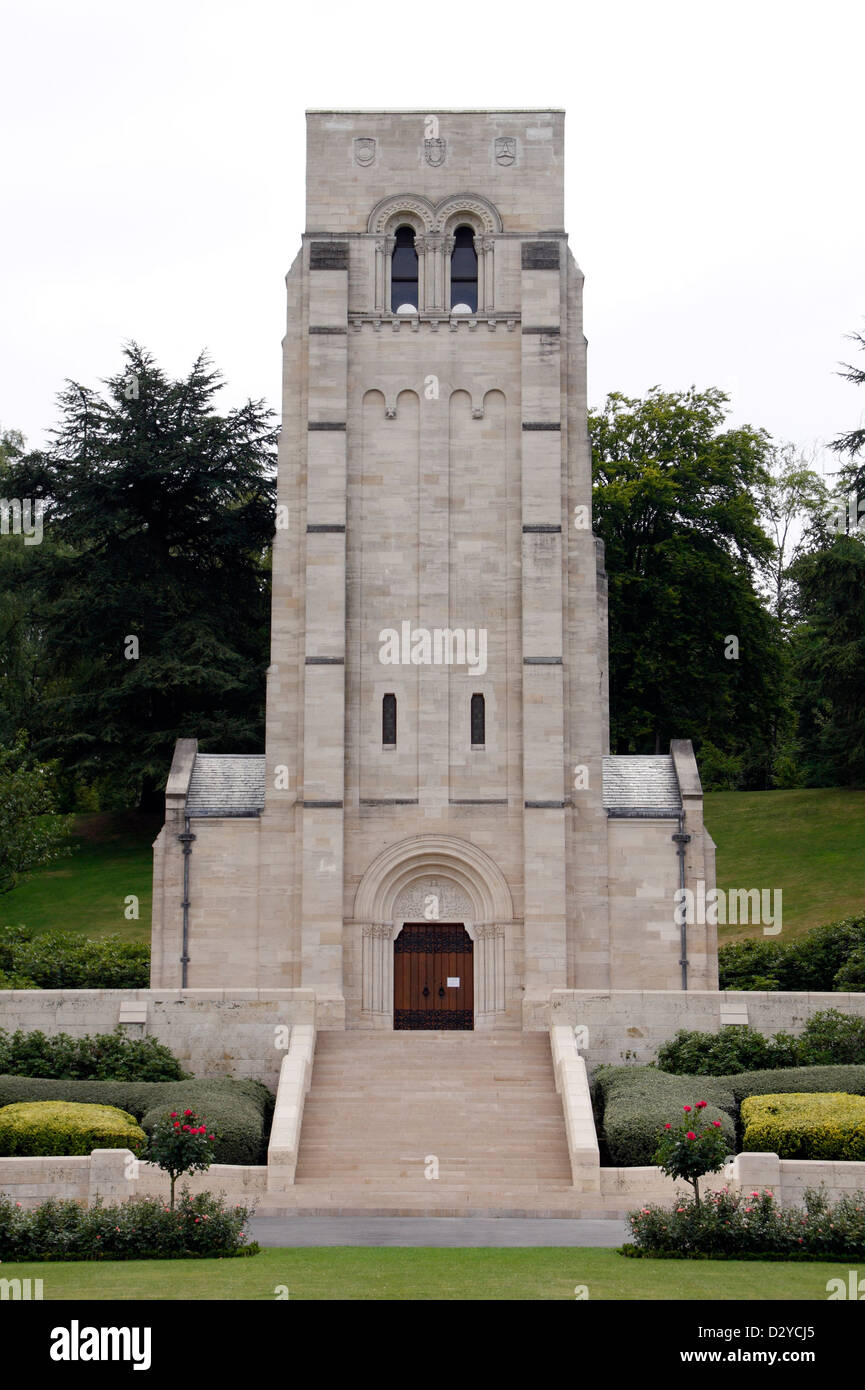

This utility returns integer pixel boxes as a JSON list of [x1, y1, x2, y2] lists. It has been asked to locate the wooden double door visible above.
[[393, 923, 474, 1030]]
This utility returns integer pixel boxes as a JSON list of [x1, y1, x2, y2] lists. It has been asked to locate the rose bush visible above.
[[652, 1100, 729, 1206], [0, 1189, 258, 1260], [143, 1108, 216, 1209], [624, 1185, 865, 1259]]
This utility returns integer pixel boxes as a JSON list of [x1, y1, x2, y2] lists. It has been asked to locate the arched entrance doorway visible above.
[[393, 923, 474, 1029], [350, 836, 516, 1028]]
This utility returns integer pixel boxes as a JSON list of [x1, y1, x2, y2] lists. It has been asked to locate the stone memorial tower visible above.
[[150, 109, 718, 1026]]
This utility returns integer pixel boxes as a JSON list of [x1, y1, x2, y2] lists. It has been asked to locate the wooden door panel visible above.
[[393, 924, 474, 1029]]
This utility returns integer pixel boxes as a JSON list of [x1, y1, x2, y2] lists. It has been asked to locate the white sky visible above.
[[2, 0, 863, 473]]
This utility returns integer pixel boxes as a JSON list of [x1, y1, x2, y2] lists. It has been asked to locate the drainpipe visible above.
[[672, 813, 691, 991], [178, 815, 196, 988]]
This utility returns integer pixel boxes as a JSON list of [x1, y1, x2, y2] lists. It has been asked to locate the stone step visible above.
[[293, 1029, 572, 1191], [252, 1194, 621, 1218]]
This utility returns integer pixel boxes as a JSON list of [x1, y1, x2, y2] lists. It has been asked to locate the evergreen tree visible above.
[[789, 534, 865, 786], [5, 346, 277, 809]]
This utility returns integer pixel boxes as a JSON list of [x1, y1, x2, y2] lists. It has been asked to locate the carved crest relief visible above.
[[424, 138, 446, 167], [394, 878, 473, 922], [354, 137, 376, 167], [495, 137, 517, 167]]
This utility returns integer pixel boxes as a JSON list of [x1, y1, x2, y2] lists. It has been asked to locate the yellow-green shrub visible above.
[[0, 1100, 147, 1157], [742, 1092, 865, 1161]]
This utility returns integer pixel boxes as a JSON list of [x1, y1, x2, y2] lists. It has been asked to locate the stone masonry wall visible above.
[[537, 988, 865, 1064], [0, 991, 317, 1086]]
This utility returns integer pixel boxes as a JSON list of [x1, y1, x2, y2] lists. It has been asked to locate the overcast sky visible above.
[[2, 0, 863, 474]]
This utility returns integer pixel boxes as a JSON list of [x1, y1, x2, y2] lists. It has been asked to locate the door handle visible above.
[[422, 986, 430, 998], [438, 986, 445, 998]]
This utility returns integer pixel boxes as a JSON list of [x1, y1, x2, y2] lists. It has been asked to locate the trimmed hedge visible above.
[[0, 1076, 272, 1165], [595, 1062, 865, 1165], [592, 1067, 736, 1167], [0, 1190, 258, 1261], [0, 1027, 189, 1082], [724, 1063, 865, 1107], [742, 1092, 865, 1161], [0, 1100, 147, 1157]]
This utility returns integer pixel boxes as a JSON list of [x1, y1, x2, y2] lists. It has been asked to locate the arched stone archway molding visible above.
[[351, 836, 514, 1021], [369, 194, 502, 316], [367, 192, 502, 236], [353, 834, 513, 921]]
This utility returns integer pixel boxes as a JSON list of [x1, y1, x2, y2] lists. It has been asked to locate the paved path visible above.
[[248, 1216, 628, 1247]]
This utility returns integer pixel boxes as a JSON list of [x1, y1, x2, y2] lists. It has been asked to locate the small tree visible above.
[[0, 738, 71, 894], [652, 1101, 728, 1208], [145, 1108, 216, 1210]]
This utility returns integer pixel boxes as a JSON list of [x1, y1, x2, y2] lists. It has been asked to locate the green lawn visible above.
[[704, 788, 865, 944], [0, 1246, 853, 1300], [0, 813, 159, 942]]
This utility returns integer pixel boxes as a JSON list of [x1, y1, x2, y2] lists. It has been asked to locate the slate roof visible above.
[[183, 752, 682, 818], [186, 754, 266, 817], [602, 755, 682, 816]]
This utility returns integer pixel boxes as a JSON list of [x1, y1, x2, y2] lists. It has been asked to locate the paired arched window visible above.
[[382, 693, 397, 746], [388, 221, 482, 315], [451, 225, 478, 312], [390, 226, 418, 312]]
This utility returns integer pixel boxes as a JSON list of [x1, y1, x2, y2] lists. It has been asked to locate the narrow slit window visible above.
[[451, 225, 478, 312], [471, 693, 485, 746], [382, 693, 397, 745], [391, 225, 418, 312]]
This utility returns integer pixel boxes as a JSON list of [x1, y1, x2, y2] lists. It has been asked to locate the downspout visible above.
[[178, 815, 196, 988], [673, 813, 691, 990]]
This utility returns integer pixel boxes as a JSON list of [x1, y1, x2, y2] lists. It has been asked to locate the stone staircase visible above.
[[258, 1031, 594, 1216]]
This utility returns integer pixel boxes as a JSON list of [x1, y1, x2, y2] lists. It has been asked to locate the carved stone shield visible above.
[[495, 137, 516, 166], [424, 138, 446, 167], [354, 137, 376, 167]]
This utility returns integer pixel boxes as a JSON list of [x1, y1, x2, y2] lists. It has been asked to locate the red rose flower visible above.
[[683, 1105, 692, 1113], [686, 1131, 696, 1140], [712, 1120, 722, 1128], [170, 1112, 177, 1118], [184, 1109, 193, 1117], [696, 1100, 707, 1109], [664, 1123, 672, 1130], [173, 1123, 180, 1129]]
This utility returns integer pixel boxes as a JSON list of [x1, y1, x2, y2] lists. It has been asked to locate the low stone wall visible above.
[[267, 1024, 315, 1189], [0, 990, 319, 1087], [1, 1148, 266, 1210], [536, 989, 865, 1066], [599, 1152, 865, 1212], [0, 1156, 91, 1207], [550, 1025, 600, 1191]]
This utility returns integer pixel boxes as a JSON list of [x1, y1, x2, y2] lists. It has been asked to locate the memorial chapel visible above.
[[150, 109, 718, 1028]]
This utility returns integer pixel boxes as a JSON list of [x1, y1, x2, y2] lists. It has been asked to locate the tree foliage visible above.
[[4, 346, 277, 808], [590, 387, 784, 781], [0, 739, 71, 894], [788, 534, 865, 785], [830, 328, 865, 472]]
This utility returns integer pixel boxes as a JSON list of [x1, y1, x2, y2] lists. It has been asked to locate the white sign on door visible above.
[[447, 977, 460, 988]]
